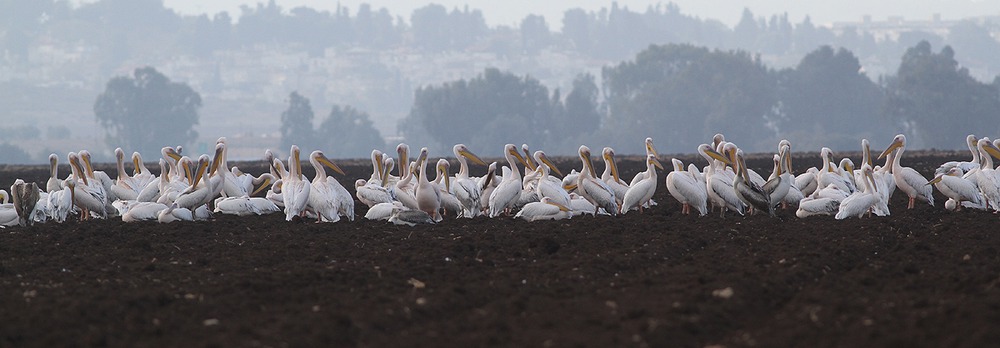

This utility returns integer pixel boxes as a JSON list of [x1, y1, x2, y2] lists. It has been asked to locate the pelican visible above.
[[878, 134, 933, 209], [131, 152, 156, 190], [451, 144, 487, 217], [388, 207, 435, 226], [214, 196, 280, 216], [521, 144, 538, 177], [10, 179, 40, 226], [796, 197, 841, 218], [731, 145, 775, 217], [434, 159, 463, 217], [515, 197, 572, 221], [698, 144, 743, 217], [620, 154, 663, 214], [157, 202, 194, 223], [573, 145, 618, 215], [488, 144, 527, 217], [174, 155, 214, 211], [121, 202, 169, 222], [630, 137, 660, 186], [929, 167, 982, 211], [836, 165, 880, 219], [110, 148, 141, 201], [281, 145, 311, 221], [356, 179, 393, 208], [533, 151, 571, 207], [368, 150, 385, 184], [601, 147, 629, 205], [767, 145, 797, 209], [479, 161, 499, 213], [79, 150, 116, 204], [391, 157, 419, 210], [391, 143, 412, 190], [817, 148, 855, 194], [935, 135, 980, 176], [973, 138, 1000, 211], [46, 154, 63, 193], [308, 150, 352, 223], [365, 201, 405, 221], [67, 152, 107, 219], [413, 148, 444, 221], [667, 158, 708, 216]]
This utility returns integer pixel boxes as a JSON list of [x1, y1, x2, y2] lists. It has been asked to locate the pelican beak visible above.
[[984, 142, 1000, 160], [376, 153, 384, 177], [132, 155, 142, 174], [545, 199, 571, 212], [605, 152, 621, 182], [510, 148, 528, 168], [522, 148, 537, 170], [867, 170, 878, 192], [166, 148, 182, 162], [460, 149, 487, 166], [318, 153, 346, 176], [706, 148, 732, 166], [563, 183, 578, 191], [210, 145, 224, 175], [182, 159, 194, 183], [251, 176, 271, 196], [928, 174, 943, 186], [72, 157, 89, 186], [540, 156, 563, 177], [651, 157, 664, 170], [441, 164, 451, 191], [844, 162, 854, 174], [878, 140, 901, 159], [191, 158, 208, 189], [647, 142, 659, 158]]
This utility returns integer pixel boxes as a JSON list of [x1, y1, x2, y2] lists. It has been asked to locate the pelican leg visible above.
[[908, 197, 915, 209]]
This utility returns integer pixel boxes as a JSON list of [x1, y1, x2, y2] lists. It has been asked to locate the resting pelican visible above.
[[630, 137, 660, 186], [666, 158, 708, 216], [731, 145, 775, 217], [174, 155, 214, 211], [122, 202, 169, 222], [488, 144, 527, 217], [67, 152, 107, 219], [214, 196, 280, 216], [413, 148, 444, 221], [434, 159, 463, 217], [367, 150, 386, 184], [365, 201, 404, 221], [451, 144, 487, 217], [308, 150, 352, 223], [46, 154, 64, 193], [355, 177, 394, 208], [817, 148, 854, 194], [157, 202, 194, 223], [10, 179, 40, 226], [601, 147, 629, 205], [110, 148, 141, 201], [391, 158, 419, 210], [570, 145, 618, 215], [479, 161, 499, 213], [935, 135, 980, 176], [281, 145, 311, 221], [533, 151, 571, 207], [388, 207, 435, 226], [796, 197, 841, 218], [131, 152, 156, 190], [515, 197, 572, 221], [929, 167, 982, 211], [698, 144, 743, 217], [621, 154, 663, 214], [836, 165, 880, 219], [79, 150, 116, 204], [878, 134, 933, 209]]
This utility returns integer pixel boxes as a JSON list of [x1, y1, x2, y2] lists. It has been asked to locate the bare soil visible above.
[[1, 152, 998, 347]]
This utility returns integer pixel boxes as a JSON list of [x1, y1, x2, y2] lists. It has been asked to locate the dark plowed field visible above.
[[2, 151, 998, 347]]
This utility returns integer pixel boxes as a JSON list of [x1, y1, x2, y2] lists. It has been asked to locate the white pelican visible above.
[[929, 167, 983, 211], [365, 201, 404, 221], [67, 152, 107, 219], [698, 144, 743, 217], [795, 167, 819, 197], [515, 197, 572, 221], [434, 159, 463, 217], [817, 148, 854, 194], [621, 154, 663, 214], [46, 154, 63, 193], [533, 151, 571, 207], [451, 144, 487, 217], [567, 193, 599, 216], [368, 149, 385, 184], [110, 148, 141, 201], [878, 134, 933, 209], [391, 158, 420, 210], [308, 150, 352, 223], [666, 158, 708, 216], [46, 182, 73, 223], [413, 148, 443, 221], [79, 150, 116, 205], [796, 197, 840, 218], [516, 162, 541, 209], [935, 135, 980, 176], [836, 165, 880, 219], [214, 196, 280, 216], [478, 161, 499, 213], [601, 147, 629, 205], [131, 152, 156, 191], [356, 177, 394, 208], [572, 145, 618, 215], [391, 143, 412, 190], [973, 138, 1000, 211], [630, 137, 660, 186], [730, 146, 775, 217], [174, 155, 214, 211], [157, 202, 194, 223], [521, 144, 538, 177], [121, 202, 169, 222], [10, 179, 41, 226], [281, 145, 311, 221], [488, 144, 527, 217]]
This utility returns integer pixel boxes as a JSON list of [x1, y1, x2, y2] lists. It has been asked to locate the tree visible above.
[[0, 143, 33, 164], [883, 41, 1000, 149], [316, 105, 386, 158], [280, 91, 317, 151], [94, 67, 201, 157]]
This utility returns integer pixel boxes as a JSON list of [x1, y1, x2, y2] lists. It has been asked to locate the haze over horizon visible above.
[[154, 0, 1000, 27]]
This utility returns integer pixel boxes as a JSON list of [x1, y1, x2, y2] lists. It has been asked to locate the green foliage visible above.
[[602, 44, 778, 153], [94, 66, 201, 158], [316, 105, 386, 158], [279, 91, 317, 151], [883, 41, 1000, 149]]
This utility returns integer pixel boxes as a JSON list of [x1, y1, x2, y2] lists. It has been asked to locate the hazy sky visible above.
[[162, 0, 1000, 27]]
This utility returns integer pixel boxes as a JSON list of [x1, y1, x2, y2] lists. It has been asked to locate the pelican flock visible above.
[[2, 133, 996, 228]]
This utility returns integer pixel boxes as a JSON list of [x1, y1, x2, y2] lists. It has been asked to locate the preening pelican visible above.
[[79, 150, 116, 206], [630, 137, 660, 186], [434, 159, 463, 217], [836, 165, 880, 219], [533, 151, 571, 207], [488, 144, 527, 217], [174, 155, 214, 211], [621, 154, 663, 214], [67, 152, 107, 219], [929, 167, 983, 211], [451, 144, 487, 217], [281, 145, 311, 221], [131, 152, 156, 191], [308, 150, 352, 223], [817, 148, 854, 194], [730, 146, 776, 217], [879, 134, 933, 209], [573, 145, 618, 215], [479, 161, 499, 212], [698, 144, 743, 217], [391, 157, 419, 210], [355, 170, 394, 208], [368, 149, 385, 184], [667, 158, 708, 216], [515, 197, 572, 221], [110, 148, 140, 201], [601, 147, 629, 205]]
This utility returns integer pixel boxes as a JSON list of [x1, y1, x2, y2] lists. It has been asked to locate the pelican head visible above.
[[646, 154, 664, 170], [289, 145, 302, 178], [162, 147, 182, 162], [603, 147, 620, 182], [578, 145, 596, 177], [533, 150, 563, 177], [437, 158, 451, 191], [79, 150, 95, 178], [454, 144, 486, 166], [878, 134, 906, 159], [645, 137, 658, 158], [132, 152, 144, 174], [67, 152, 88, 186], [981, 138, 1000, 160], [697, 144, 731, 165], [505, 144, 527, 167], [541, 196, 571, 212], [312, 150, 346, 176], [396, 143, 410, 162], [210, 143, 225, 175], [840, 158, 854, 174], [712, 133, 726, 149], [521, 144, 537, 170], [382, 157, 395, 187], [115, 148, 125, 162], [372, 149, 385, 178]]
